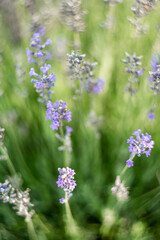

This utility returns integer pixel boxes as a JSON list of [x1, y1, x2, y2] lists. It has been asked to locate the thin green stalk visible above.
[[64, 192, 83, 239], [59, 126, 71, 166], [0, 145, 17, 176], [27, 219, 38, 240], [74, 32, 81, 49]]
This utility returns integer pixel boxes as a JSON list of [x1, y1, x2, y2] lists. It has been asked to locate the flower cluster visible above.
[[29, 63, 56, 103], [26, 32, 52, 64], [85, 78, 104, 94], [126, 129, 154, 167], [0, 180, 34, 222], [46, 100, 71, 130], [111, 176, 129, 201], [67, 51, 104, 97], [121, 52, 144, 95], [131, 0, 158, 18], [56, 167, 76, 204], [104, 0, 122, 6], [60, 0, 87, 32], [149, 54, 160, 95], [129, 0, 157, 36]]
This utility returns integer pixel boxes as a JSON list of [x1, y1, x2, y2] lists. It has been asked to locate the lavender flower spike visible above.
[[29, 64, 56, 103], [46, 100, 72, 130], [57, 167, 76, 204], [126, 129, 154, 167]]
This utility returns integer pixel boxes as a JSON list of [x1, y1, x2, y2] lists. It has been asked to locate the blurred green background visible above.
[[0, 0, 160, 239]]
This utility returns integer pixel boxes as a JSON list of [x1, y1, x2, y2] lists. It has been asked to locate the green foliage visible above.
[[0, 0, 160, 239]]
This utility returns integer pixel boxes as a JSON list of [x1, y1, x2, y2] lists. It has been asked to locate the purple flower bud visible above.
[[36, 51, 44, 58], [126, 159, 134, 168], [45, 39, 52, 45]]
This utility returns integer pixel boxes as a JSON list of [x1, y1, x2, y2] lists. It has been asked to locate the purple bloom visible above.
[[59, 198, 66, 204], [26, 32, 52, 64], [126, 159, 134, 168], [40, 63, 51, 74], [149, 54, 160, 94], [45, 39, 52, 45], [85, 78, 104, 94], [26, 48, 31, 57], [93, 78, 104, 94], [36, 82, 44, 89], [46, 100, 72, 130], [36, 51, 43, 58], [29, 64, 56, 103], [29, 68, 36, 77], [66, 126, 73, 134], [127, 129, 154, 158], [137, 69, 144, 76], [148, 113, 155, 120], [45, 52, 52, 60], [57, 167, 76, 203]]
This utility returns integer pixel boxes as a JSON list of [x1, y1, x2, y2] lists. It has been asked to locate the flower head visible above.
[[0, 179, 34, 222], [26, 32, 52, 64], [149, 54, 160, 95], [127, 129, 154, 158], [46, 100, 72, 130], [57, 167, 76, 203], [29, 64, 56, 103], [111, 176, 129, 201]]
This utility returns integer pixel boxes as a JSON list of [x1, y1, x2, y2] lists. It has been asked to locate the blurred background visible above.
[[0, 0, 160, 239]]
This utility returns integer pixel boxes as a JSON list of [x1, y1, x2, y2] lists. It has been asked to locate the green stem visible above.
[[74, 32, 81, 49], [59, 127, 71, 167], [27, 219, 38, 240], [0, 145, 16, 176]]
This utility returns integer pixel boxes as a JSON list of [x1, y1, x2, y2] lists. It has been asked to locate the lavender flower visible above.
[[149, 54, 160, 95], [121, 52, 144, 95], [85, 78, 104, 94], [0, 179, 34, 222], [148, 112, 155, 120], [131, 0, 158, 18], [46, 100, 72, 130], [126, 129, 154, 167], [129, 0, 157, 35], [60, 0, 87, 32], [56, 167, 76, 204], [29, 64, 56, 103], [26, 32, 52, 64], [67, 51, 104, 97], [111, 176, 129, 201]]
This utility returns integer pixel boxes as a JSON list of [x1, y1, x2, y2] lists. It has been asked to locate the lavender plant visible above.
[[149, 54, 160, 95], [46, 100, 71, 130], [60, 0, 87, 33], [111, 129, 154, 201], [56, 167, 76, 204], [29, 64, 56, 103], [121, 52, 144, 95], [67, 51, 104, 98], [0, 179, 35, 222], [147, 54, 160, 119], [126, 129, 154, 167], [129, 0, 158, 35], [26, 32, 52, 65], [111, 176, 129, 201]]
